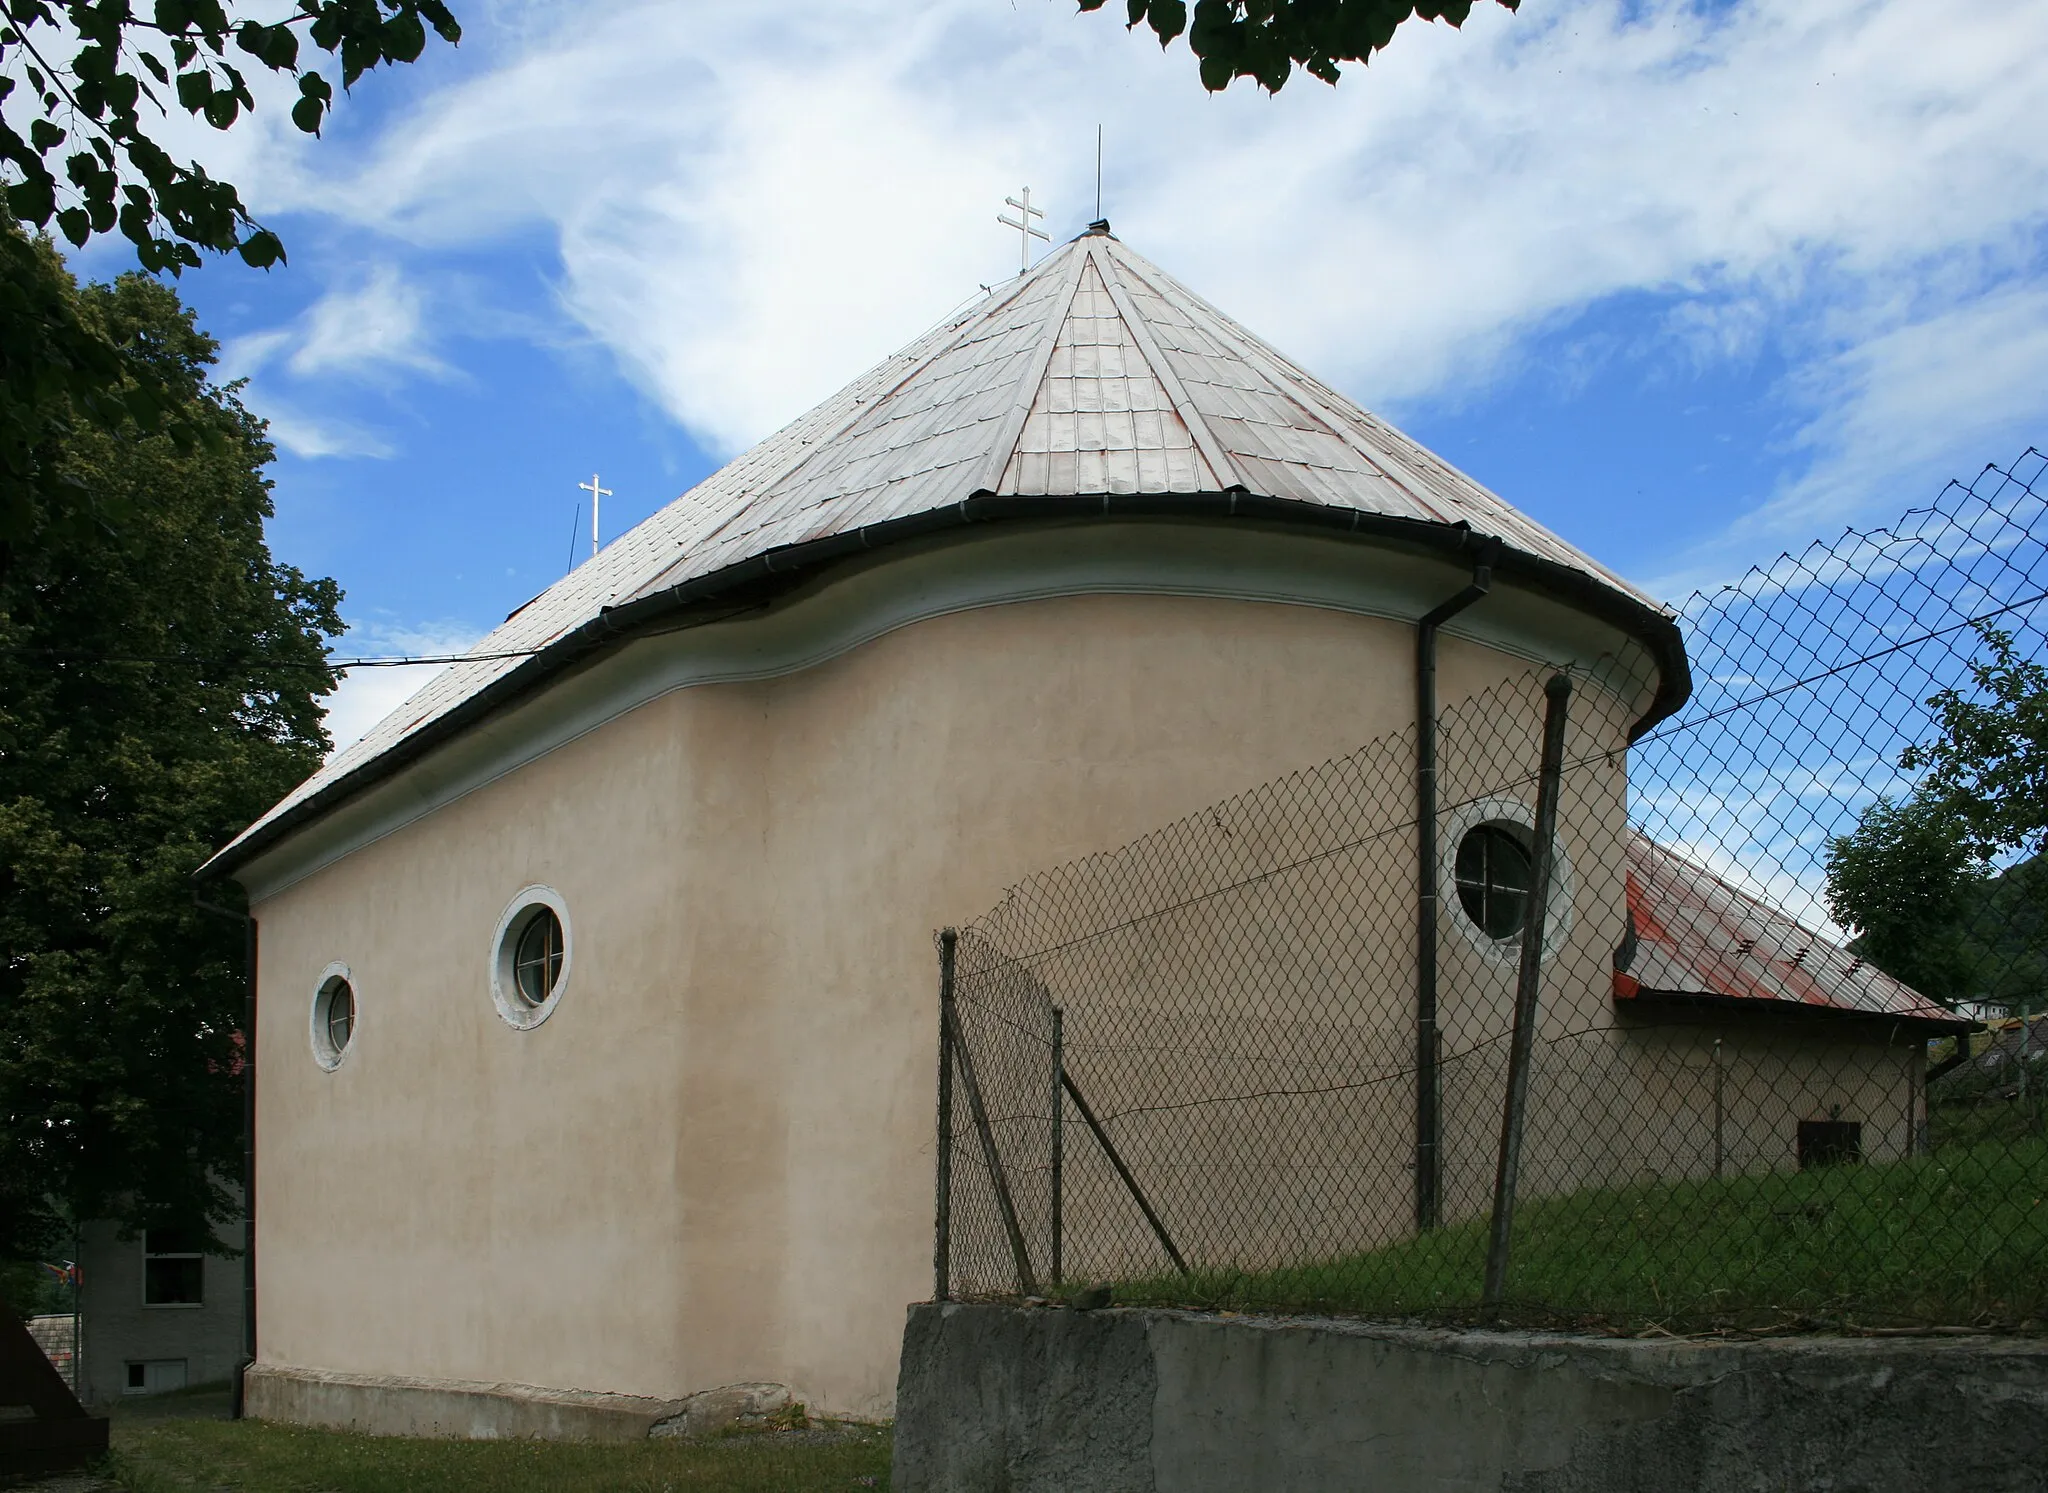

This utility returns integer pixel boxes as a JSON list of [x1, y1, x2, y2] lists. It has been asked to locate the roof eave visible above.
[[1617, 983, 1975, 1036], [198, 492, 1691, 885]]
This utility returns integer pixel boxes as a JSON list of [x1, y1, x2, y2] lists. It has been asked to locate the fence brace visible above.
[[942, 934, 1039, 1296], [1482, 672, 1571, 1313], [1063, 1068, 1190, 1276]]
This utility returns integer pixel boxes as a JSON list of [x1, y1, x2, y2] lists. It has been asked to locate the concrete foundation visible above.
[[242, 1363, 799, 1441], [894, 1303, 2048, 1492]]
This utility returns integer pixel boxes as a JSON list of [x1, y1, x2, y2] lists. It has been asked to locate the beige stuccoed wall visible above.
[[247, 578, 1648, 1421]]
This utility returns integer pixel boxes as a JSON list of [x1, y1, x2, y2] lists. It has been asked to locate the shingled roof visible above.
[[205, 225, 1687, 880], [1615, 831, 1968, 1033]]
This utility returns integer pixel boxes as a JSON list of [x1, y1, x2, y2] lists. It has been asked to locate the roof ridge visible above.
[[630, 267, 1060, 599], [1090, 238, 1245, 494], [1102, 238, 1452, 522], [972, 238, 1092, 495]]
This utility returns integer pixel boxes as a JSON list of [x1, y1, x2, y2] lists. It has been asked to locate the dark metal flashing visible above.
[[1616, 984, 1974, 1037], [200, 492, 1693, 885]]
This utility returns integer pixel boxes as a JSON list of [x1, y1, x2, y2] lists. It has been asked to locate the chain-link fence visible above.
[[935, 448, 2048, 1332]]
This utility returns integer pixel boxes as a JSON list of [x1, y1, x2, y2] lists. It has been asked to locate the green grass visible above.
[[103, 1415, 891, 1493], [1109, 1137, 2048, 1331]]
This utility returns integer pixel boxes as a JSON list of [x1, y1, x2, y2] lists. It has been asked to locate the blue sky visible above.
[[58, 0, 2048, 750]]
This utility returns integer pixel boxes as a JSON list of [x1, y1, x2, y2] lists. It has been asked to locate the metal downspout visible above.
[[1414, 537, 1499, 1232]]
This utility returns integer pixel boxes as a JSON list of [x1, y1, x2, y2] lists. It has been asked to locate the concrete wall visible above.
[[894, 1302, 2048, 1493], [239, 522, 1657, 1424], [77, 1215, 243, 1409]]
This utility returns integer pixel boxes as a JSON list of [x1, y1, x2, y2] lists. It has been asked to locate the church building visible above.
[[200, 224, 1905, 1431]]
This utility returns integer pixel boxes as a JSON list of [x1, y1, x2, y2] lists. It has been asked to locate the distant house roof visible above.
[[202, 226, 1688, 882], [1615, 831, 1969, 1034]]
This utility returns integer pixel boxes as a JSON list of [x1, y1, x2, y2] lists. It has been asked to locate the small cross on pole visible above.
[[998, 187, 1049, 273], [578, 473, 612, 560]]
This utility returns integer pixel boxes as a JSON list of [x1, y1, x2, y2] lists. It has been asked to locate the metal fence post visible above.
[[1050, 1004, 1065, 1288], [1712, 1037, 1725, 1179], [1482, 673, 1571, 1314], [934, 930, 956, 1302], [945, 942, 1040, 1297]]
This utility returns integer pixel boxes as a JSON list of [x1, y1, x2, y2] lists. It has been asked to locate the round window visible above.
[[491, 887, 572, 1030], [1454, 823, 1535, 941], [513, 908, 564, 1007], [310, 963, 356, 1070]]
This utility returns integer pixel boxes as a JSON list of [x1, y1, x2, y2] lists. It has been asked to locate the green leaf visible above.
[[235, 229, 284, 269], [289, 95, 323, 134], [262, 24, 299, 70], [7, 171, 56, 224], [175, 69, 212, 114], [29, 118, 64, 153], [382, 11, 426, 64], [419, 0, 461, 44], [1149, 0, 1187, 42], [141, 52, 171, 85], [203, 91, 238, 129], [56, 207, 90, 246]]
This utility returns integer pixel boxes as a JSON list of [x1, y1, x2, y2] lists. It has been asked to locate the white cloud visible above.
[[198, 0, 2048, 546], [322, 619, 482, 756], [226, 263, 449, 384], [218, 264, 450, 459], [288, 263, 451, 380], [238, 402, 395, 460]]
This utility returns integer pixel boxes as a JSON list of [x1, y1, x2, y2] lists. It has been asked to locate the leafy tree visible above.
[[1083, 0, 1517, 92], [1, 0, 461, 547], [1902, 627, 2048, 863], [3, 0, 459, 270], [0, 239, 340, 1279], [1826, 623, 2048, 1012], [1824, 793, 1979, 1008]]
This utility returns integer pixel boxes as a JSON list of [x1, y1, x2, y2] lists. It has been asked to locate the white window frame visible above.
[[490, 885, 573, 1030], [1439, 794, 1576, 967], [310, 961, 357, 1071]]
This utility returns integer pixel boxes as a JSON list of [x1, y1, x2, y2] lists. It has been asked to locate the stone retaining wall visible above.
[[894, 1303, 2048, 1492]]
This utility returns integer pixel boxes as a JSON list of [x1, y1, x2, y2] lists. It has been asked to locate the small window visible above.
[[310, 963, 356, 1070], [1455, 823, 1534, 940], [142, 1230, 203, 1307], [513, 909, 564, 1008], [491, 887, 573, 1030], [1798, 1120, 1862, 1169], [123, 1359, 187, 1395]]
